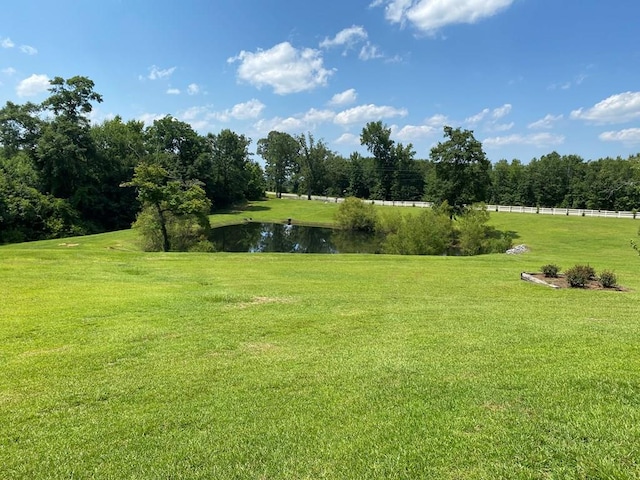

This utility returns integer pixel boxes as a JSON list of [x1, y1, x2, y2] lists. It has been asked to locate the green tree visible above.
[[0, 101, 43, 160], [36, 76, 103, 201], [430, 126, 491, 213], [257, 131, 299, 198], [360, 121, 395, 200], [296, 132, 329, 200], [89, 116, 145, 230], [207, 129, 252, 206], [125, 163, 211, 252], [145, 116, 210, 188]]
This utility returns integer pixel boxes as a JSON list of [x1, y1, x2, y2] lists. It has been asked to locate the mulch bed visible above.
[[522, 272, 628, 291]]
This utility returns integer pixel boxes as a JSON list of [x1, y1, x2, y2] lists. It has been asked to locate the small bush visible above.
[[335, 197, 378, 232], [599, 270, 617, 288], [541, 264, 560, 278], [565, 264, 595, 288]]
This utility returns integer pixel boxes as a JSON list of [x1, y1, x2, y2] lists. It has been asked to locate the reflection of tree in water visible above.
[[209, 223, 381, 253]]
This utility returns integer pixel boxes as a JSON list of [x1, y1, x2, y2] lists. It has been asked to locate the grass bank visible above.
[[1, 197, 639, 478]]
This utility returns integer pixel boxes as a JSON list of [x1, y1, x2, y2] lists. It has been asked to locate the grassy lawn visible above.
[[1, 197, 640, 478]]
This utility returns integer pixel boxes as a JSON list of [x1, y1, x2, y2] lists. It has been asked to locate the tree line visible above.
[[1, 75, 639, 246]]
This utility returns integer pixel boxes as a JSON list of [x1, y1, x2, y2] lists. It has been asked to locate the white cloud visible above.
[[215, 99, 266, 121], [570, 91, 640, 124], [16, 74, 50, 97], [483, 132, 565, 148], [320, 25, 368, 49], [329, 88, 358, 106], [393, 114, 448, 141], [138, 112, 166, 125], [492, 103, 512, 119], [334, 104, 408, 126], [228, 42, 333, 95], [2, 67, 16, 75], [147, 65, 176, 80], [374, 0, 514, 33], [528, 114, 563, 129], [166, 88, 181, 95], [465, 108, 490, 125], [394, 124, 438, 141], [359, 42, 384, 61], [489, 122, 514, 132], [187, 83, 200, 95], [20, 45, 37, 55], [599, 128, 640, 145], [466, 104, 512, 129], [252, 107, 336, 135], [1, 37, 15, 48], [335, 133, 360, 146]]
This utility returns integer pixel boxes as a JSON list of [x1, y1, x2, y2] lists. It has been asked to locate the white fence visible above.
[[272, 193, 638, 219]]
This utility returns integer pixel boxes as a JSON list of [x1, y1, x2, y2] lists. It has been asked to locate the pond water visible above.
[[209, 222, 382, 253]]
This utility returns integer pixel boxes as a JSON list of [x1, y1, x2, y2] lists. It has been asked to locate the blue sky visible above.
[[2, 0, 640, 163]]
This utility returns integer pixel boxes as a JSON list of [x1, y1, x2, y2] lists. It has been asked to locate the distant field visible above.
[[1, 197, 639, 479]]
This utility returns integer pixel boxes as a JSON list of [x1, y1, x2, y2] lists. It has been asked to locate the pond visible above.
[[209, 222, 383, 253]]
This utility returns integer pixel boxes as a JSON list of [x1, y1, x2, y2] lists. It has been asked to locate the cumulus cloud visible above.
[[320, 25, 368, 49], [138, 112, 166, 125], [334, 104, 407, 126], [373, 0, 515, 33], [393, 114, 448, 141], [329, 88, 358, 106], [147, 65, 176, 80], [215, 99, 266, 121], [166, 88, 181, 95], [228, 42, 333, 95], [528, 114, 563, 129], [599, 128, 640, 145], [570, 91, 640, 124], [20, 45, 37, 55], [1, 37, 15, 48], [187, 83, 200, 95], [334, 133, 360, 146], [16, 73, 50, 97], [483, 132, 565, 148], [394, 124, 438, 141], [253, 107, 336, 135]]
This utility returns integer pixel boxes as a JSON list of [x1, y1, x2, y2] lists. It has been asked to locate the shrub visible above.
[[598, 270, 617, 288], [541, 264, 560, 278], [565, 264, 595, 288], [380, 207, 453, 255], [334, 197, 378, 232]]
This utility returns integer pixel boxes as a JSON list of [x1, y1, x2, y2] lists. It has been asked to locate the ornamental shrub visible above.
[[598, 270, 617, 288], [541, 264, 560, 278], [565, 264, 595, 288]]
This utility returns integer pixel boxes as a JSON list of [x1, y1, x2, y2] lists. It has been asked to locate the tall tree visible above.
[[360, 121, 395, 200], [36, 76, 103, 201], [296, 132, 329, 200], [207, 129, 252, 206], [430, 126, 491, 212], [257, 131, 299, 198]]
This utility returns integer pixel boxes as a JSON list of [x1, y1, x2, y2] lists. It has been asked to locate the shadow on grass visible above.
[[214, 202, 272, 215]]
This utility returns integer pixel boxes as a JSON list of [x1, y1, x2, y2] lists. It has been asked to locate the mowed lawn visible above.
[[1, 198, 640, 479]]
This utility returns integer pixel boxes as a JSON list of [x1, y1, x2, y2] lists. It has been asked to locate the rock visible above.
[[506, 244, 528, 255]]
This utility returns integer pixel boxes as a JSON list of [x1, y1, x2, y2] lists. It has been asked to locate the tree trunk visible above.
[[156, 204, 170, 252]]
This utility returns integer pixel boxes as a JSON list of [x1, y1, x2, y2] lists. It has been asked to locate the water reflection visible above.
[[209, 222, 382, 253]]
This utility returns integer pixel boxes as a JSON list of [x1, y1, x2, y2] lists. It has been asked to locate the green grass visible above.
[[1, 197, 640, 479]]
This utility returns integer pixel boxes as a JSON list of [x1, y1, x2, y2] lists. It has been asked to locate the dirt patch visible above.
[[522, 272, 628, 291]]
